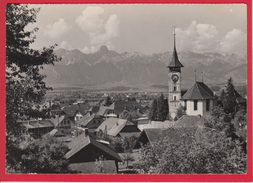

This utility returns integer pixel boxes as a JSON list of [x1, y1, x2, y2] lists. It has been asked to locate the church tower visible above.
[[167, 29, 184, 119]]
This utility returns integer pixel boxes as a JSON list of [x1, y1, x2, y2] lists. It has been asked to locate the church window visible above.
[[174, 96, 176, 101], [206, 100, 210, 111], [174, 86, 177, 91], [194, 100, 198, 111], [185, 101, 187, 110]]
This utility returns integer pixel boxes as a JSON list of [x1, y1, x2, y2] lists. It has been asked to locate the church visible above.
[[167, 31, 217, 119]]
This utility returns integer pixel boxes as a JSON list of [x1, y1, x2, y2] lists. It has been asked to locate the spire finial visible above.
[[195, 70, 197, 82], [201, 71, 203, 82], [173, 26, 176, 49]]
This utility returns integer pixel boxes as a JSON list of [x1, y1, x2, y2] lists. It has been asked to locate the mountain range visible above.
[[41, 46, 247, 89]]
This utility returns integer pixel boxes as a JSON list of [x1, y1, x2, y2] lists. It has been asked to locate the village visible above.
[[5, 4, 248, 175], [16, 33, 247, 174]]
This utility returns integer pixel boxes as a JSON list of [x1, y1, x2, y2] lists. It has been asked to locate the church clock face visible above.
[[171, 74, 179, 83]]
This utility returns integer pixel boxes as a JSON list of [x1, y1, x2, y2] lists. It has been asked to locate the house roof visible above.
[[174, 115, 206, 128], [167, 34, 184, 68], [181, 82, 215, 100], [87, 106, 100, 114], [51, 115, 65, 127], [96, 118, 128, 135], [22, 119, 54, 129], [63, 106, 79, 116], [107, 120, 136, 137], [65, 132, 122, 162], [235, 90, 247, 103], [78, 113, 96, 127], [110, 100, 145, 115], [119, 132, 141, 139], [49, 129, 65, 137], [96, 106, 114, 116], [137, 126, 198, 147]]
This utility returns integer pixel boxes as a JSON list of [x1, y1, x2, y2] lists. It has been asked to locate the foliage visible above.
[[149, 93, 169, 121], [122, 153, 135, 168], [120, 110, 141, 122], [93, 156, 106, 174], [7, 135, 70, 173], [222, 77, 237, 114], [176, 105, 186, 119], [148, 99, 157, 121], [210, 106, 235, 138], [104, 96, 112, 106], [6, 4, 61, 172], [108, 136, 124, 153], [134, 129, 246, 174], [123, 135, 138, 152], [232, 109, 247, 142]]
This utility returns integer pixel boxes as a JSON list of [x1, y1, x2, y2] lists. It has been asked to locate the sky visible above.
[[26, 3, 247, 55]]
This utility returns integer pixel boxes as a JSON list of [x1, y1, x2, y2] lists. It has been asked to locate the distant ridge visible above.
[[41, 46, 247, 87]]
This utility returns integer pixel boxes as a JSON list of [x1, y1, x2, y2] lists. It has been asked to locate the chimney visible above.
[[84, 128, 89, 137]]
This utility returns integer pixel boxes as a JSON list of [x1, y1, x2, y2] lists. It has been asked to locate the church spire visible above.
[[167, 27, 184, 68]]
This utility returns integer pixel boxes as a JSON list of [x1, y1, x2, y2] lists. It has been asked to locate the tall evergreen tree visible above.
[[149, 99, 157, 121], [149, 93, 169, 121], [223, 77, 237, 114], [104, 96, 112, 106], [6, 4, 61, 172]]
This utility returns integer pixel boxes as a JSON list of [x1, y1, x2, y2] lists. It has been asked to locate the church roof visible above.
[[181, 82, 215, 100], [167, 32, 184, 68]]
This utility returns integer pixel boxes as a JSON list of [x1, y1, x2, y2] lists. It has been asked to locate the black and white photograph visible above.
[[5, 3, 248, 174]]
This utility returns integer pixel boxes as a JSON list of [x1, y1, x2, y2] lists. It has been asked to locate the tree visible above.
[[8, 135, 71, 173], [104, 96, 112, 106], [223, 77, 237, 114], [149, 93, 169, 121], [176, 105, 186, 119], [120, 110, 141, 123], [6, 4, 60, 172], [122, 153, 135, 168], [232, 109, 247, 142], [156, 93, 169, 121], [134, 129, 246, 174], [148, 99, 157, 121]]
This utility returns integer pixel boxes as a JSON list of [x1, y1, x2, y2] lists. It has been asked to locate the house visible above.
[[52, 115, 76, 134], [49, 128, 65, 137], [50, 102, 65, 116], [96, 100, 146, 118], [134, 126, 198, 149], [181, 82, 217, 117], [96, 105, 117, 118], [20, 119, 55, 138], [65, 130, 122, 172], [77, 113, 104, 131], [96, 118, 141, 138]]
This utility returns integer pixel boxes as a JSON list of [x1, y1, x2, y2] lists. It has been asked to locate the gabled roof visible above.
[[78, 113, 96, 127], [110, 100, 145, 115], [234, 90, 247, 103], [51, 115, 65, 127], [65, 132, 122, 162], [181, 82, 215, 100], [22, 119, 55, 129], [49, 129, 65, 137], [136, 126, 198, 148], [96, 106, 114, 116], [96, 118, 128, 134], [63, 106, 78, 116], [107, 120, 136, 137], [174, 115, 206, 128], [87, 106, 100, 114]]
